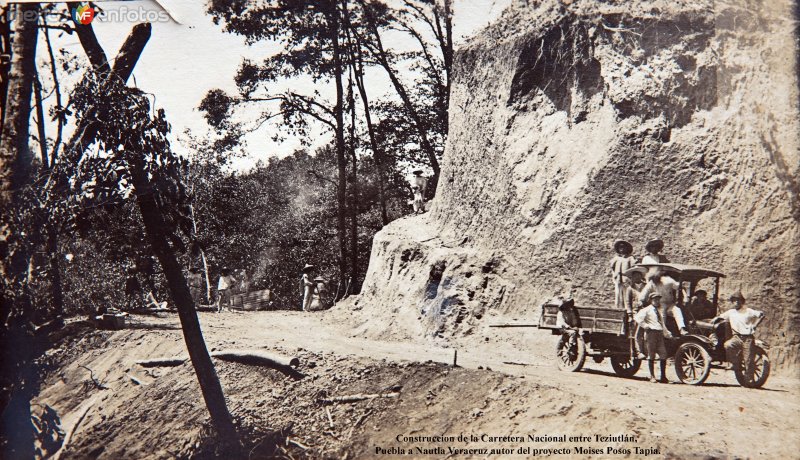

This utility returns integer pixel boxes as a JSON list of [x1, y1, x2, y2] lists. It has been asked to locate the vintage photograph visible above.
[[1, 0, 798, 458]]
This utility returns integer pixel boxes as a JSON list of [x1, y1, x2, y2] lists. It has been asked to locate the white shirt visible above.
[[719, 307, 763, 335], [638, 276, 680, 307], [218, 275, 231, 290], [642, 254, 667, 264], [634, 305, 664, 330]]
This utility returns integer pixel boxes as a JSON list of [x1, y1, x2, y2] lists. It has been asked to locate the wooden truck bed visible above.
[[539, 303, 627, 335]]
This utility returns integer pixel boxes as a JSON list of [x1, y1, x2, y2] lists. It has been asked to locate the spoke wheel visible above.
[[556, 334, 586, 372], [610, 355, 641, 378], [674, 342, 711, 385], [734, 346, 770, 389]]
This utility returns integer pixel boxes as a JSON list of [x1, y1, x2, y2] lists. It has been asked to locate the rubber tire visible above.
[[556, 334, 586, 372], [674, 341, 712, 385], [734, 346, 770, 389], [610, 355, 642, 378]]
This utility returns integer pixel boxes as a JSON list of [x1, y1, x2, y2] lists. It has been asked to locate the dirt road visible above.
[[191, 310, 800, 457], [40, 310, 800, 459]]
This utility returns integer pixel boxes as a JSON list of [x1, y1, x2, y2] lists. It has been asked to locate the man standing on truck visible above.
[[641, 239, 669, 264], [638, 267, 688, 337], [714, 291, 764, 383], [610, 240, 636, 310]]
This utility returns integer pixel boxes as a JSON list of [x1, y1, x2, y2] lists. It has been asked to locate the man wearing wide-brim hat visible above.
[[642, 239, 669, 264], [300, 264, 316, 311], [713, 290, 765, 383], [610, 239, 635, 309]]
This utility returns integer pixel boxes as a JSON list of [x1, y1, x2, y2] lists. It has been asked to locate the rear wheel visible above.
[[610, 355, 641, 378], [674, 342, 711, 385], [734, 346, 770, 388], [556, 333, 585, 372]]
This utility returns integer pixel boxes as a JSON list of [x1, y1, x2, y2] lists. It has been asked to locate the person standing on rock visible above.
[[300, 264, 316, 311], [410, 170, 427, 214], [610, 240, 636, 309], [642, 239, 669, 264]]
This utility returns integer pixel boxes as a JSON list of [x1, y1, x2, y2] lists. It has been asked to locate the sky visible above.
[[35, 0, 511, 171]]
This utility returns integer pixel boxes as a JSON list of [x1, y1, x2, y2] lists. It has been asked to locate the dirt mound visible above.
[[343, 0, 800, 371]]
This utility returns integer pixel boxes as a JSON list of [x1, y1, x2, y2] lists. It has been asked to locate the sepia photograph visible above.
[[0, 0, 798, 458]]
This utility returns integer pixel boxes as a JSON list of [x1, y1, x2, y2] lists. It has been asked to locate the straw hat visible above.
[[301, 264, 315, 273], [645, 239, 664, 253], [613, 239, 633, 254]]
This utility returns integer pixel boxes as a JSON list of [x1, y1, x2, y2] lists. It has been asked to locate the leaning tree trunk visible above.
[[66, 18, 242, 454], [130, 167, 242, 454]]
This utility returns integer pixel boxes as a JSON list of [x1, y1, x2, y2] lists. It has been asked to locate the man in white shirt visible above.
[[638, 268, 688, 336], [634, 293, 668, 383], [641, 239, 669, 264], [714, 291, 765, 381], [216, 269, 235, 313]]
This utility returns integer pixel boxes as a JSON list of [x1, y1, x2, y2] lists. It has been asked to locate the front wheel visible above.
[[556, 333, 586, 372], [734, 346, 770, 388], [610, 355, 641, 378], [674, 342, 711, 385]]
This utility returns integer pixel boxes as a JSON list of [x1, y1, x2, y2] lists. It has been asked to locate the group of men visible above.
[[608, 239, 765, 383]]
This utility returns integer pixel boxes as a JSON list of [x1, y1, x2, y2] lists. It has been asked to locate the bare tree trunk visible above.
[[354, 65, 388, 225], [0, 7, 13, 136], [0, 4, 40, 459], [190, 202, 212, 303], [345, 8, 389, 225], [33, 73, 48, 168], [130, 167, 242, 454], [347, 78, 359, 287], [0, 3, 38, 205], [361, 2, 441, 188], [331, 6, 349, 290], [69, 19, 242, 453], [46, 225, 64, 317]]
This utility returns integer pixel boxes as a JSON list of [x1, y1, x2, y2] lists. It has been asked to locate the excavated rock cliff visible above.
[[346, 0, 800, 370]]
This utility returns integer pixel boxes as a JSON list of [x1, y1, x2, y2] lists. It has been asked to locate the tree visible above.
[[354, 0, 454, 192], [205, 0, 352, 286], [0, 4, 41, 458], [47, 19, 244, 452]]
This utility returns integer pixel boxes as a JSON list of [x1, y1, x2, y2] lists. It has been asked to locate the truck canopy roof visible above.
[[624, 263, 726, 281]]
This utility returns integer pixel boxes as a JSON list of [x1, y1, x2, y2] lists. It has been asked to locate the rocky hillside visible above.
[[346, 0, 800, 370]]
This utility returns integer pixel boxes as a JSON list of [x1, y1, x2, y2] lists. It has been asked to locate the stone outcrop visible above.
[[346, 0, 800, 370]]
